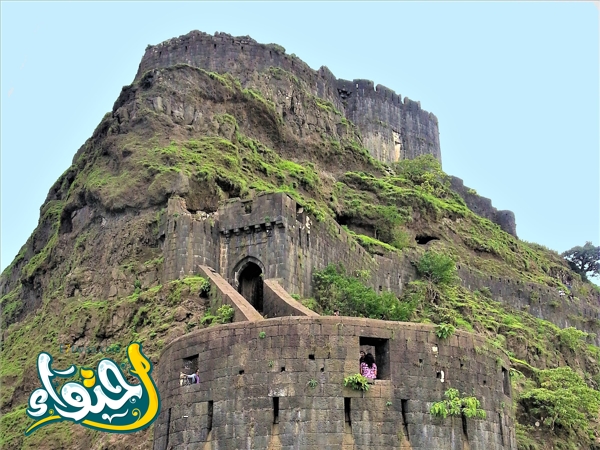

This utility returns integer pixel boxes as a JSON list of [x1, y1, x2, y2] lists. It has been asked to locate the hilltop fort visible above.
[[1, 31, 599, 450]]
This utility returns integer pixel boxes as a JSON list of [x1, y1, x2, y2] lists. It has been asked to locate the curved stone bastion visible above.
[[153, 317, 516, 449]]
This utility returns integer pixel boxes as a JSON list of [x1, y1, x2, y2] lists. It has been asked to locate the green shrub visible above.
[[393, 155, 449, 191], [430, 388, 486, 419], [200, 304, 234, 326], [557, 327, 588, 351], [519, 367, 600, 435], [417, 251, 457, 286], [301, 297, 319, 312], [435, 323, 456, 339], [216, 304, 234, 323], [344, 373, 370, 391], [312, 265, 415, 321]]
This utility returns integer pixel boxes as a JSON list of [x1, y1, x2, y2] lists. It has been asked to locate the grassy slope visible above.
[[0, 64, 599, 449]]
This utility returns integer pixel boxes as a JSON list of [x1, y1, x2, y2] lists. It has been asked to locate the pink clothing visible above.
[[360, 362, 377, 380]]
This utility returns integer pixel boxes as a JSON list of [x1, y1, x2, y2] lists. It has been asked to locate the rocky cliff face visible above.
[[1, 31, 598, 450], [137, 30, 441, 165]]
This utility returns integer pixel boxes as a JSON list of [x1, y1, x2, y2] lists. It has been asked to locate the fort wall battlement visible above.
[[135, 30, 440, 164], [450, 176, 517, 237], [153, 316, 516, 449], [160, 193, 600, 345]]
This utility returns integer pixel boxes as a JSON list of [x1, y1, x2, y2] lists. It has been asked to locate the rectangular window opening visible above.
[[207, 401, 214, 432], [344, 397, 351, 425], [359, 336, 390, 379], [308, 354, 315, 360], [400, 399, 410, 442], [273, 397, 279, 424], [281, 366, 286, 372], [183, 355, 198, 375]]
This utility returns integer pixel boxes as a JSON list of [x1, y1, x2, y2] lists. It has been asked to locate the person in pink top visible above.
[[360, 353, 377, 380]]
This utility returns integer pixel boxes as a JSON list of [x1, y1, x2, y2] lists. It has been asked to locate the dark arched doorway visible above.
[[238, 262, 263, 313]]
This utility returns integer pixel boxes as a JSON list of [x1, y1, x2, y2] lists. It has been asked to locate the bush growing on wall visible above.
[[417, 251, 457, 286], [313, 264, 416, 320], [430, 388, 486, 419]]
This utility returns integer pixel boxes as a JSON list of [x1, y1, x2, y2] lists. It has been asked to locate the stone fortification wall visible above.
[[198, 265, 263, 322], [161, 197, 220, 284], [135, 30, 440, 165], [457, 265, 600, 346], [263, 278, 319, 318], [336, 78, 441, 163], [152, 317, 516, 450], [450, 176, 517, 237], [161, 193, 599, 342], [179, 192, 416, 299]]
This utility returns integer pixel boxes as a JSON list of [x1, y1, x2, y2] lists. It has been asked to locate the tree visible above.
[[561, 242, 600, 281]]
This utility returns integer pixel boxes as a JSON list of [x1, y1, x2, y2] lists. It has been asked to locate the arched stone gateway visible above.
[[233, 257, 265, 313], [238, 262, 263, 313]]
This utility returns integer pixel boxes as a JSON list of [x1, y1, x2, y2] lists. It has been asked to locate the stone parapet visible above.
[[153, 316, 516, 449], [263, 278, 319, 318], [198, 265, 263, 323]]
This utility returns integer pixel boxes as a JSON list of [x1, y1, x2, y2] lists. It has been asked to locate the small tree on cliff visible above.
[[561, 242, 600, 281]]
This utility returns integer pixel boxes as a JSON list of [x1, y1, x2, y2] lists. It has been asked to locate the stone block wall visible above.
[[153, 317, 516, 450], [198, 265, 263, 323], [134, 30, 441, 165], [336, 78, 441, 164], [457, 265, 600, 345], [162, 197, 219, 283], [161, 193, 599, 343], [165, 192, 416, 300], [449, 176, 517, 237], [263, 278, 319, 318]]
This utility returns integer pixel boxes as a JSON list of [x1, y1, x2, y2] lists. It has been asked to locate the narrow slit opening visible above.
[[165, 407, 172, 448], [461, 413, 468, 440], [207, 401, 214, 432], [273, 397, 279, 424], [344, 398, 351, 425], [401, 399, 410, 441]]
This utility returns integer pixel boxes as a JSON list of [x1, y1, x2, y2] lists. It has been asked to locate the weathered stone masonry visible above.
[[135, 30, 440, 166], [162, 193, 416, 301], [160, 192, 600, 343], [153, 317, 516, 450], [134, 30, 517, 236]]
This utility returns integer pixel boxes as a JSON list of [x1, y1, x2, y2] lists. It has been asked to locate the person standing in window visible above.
[[360, 353, 377, 380]]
